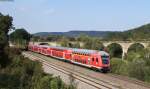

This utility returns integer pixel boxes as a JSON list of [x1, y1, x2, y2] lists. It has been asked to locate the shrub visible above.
[[126, 52, 141, 62], [110, 58, 129, 76], [0, 48, 76, 89], [128, 59, 146, 81], [144, 66, 150, 82]]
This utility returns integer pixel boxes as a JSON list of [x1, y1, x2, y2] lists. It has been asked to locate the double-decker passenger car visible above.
[[28, 44, 110, 72]]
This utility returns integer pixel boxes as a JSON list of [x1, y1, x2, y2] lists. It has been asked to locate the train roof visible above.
[[71, 48, 109, 56], [71, 48, 97, 55], [98, 51, 109, 56], [34, 45, 109, 56], [49, 46, 69, 50]]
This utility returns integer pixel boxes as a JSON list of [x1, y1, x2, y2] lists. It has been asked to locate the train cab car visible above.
[[71, 48, 110, 72], [71, 48, 96, 68], [98, 51, 110, 71], [90, 51, 110, 72]]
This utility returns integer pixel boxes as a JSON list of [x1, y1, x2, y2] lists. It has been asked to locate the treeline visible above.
[[0, 13, 76, 89], [106, 24, 150, 41], [34, 31, 111, 38], [31, 34, 105, 51]]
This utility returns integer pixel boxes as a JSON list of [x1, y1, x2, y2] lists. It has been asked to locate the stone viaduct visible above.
[[30, 41, 150, 59], [102, 41, 149, 59]]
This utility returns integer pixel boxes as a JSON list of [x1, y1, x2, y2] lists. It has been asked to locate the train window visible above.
[[83, 60, 85, 64], [101, 56, 109, 64], [84, 60, 86, 64], [101, 56, 109, 58], [80, 60, 82, 63], [96, 58, 98, 62], [92, 58, 94, 61]]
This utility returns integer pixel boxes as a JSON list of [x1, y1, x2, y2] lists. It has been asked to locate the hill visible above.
[[106, 23, 150, 41], [33, 31, 114, 38], [33, 23, 150, 41]]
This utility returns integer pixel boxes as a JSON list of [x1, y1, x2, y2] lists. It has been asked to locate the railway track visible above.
[[23, 51, 150, 89], [107, 74, 150, 89], [23, 52, 120, 89]]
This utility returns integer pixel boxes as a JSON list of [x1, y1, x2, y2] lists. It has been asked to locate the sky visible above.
[[0, 0, 150, 33]]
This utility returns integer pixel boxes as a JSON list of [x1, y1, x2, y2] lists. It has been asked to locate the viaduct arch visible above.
[[103, 41, 149, 59]]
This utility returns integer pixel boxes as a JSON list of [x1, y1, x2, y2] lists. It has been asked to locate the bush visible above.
[[128, 59, 146, 81], [0, 48, 76, 89], [144, 66, 150, 82], [126, 52, 141, 62], [110, 58, 129, 76], [111, 48, 150, 83]]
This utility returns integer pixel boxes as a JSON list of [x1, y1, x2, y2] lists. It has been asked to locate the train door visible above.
[[91, 57, 95, 66], [47, 48, 51, 56], [91, 56, 99, 67], [95, 57, 100, 67]]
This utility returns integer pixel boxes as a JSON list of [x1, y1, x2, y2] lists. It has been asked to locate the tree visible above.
[[9, 28, 30, 49], [0, 13, 13, 67], [72, 42, 80, 48], [30, 35, 40, 42], [83, 37, 104, 50], [45, 35, 63, 42], [92, 38, 104, 50], [60, 36, 70, 47]]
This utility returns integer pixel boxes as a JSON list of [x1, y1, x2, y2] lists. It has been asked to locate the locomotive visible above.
[[28, 44, 110, 72]]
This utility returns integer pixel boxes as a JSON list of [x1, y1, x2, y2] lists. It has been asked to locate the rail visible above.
[[23, 52, 120, 89]]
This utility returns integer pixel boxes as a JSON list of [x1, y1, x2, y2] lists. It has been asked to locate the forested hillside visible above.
[[106, 24, 150, 41], [34, 23, 150, 41]]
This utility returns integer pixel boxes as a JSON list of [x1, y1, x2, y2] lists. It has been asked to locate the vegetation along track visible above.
[[23, 51, 120, 89]]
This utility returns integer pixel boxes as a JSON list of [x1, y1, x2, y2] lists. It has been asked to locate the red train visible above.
[[28, 44, 110, 72]]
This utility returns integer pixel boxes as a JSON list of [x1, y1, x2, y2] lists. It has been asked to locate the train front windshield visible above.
[[101, 56, 109, 64]]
